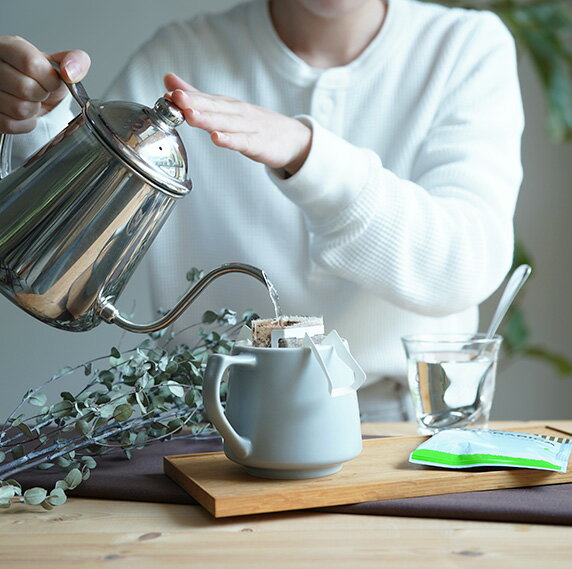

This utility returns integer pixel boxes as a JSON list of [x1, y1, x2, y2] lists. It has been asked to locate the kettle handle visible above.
[[98, 262, 271, 334], [0, 133, 12, 180], [50, 61, 90, 108], [0, 62, 90, 180]]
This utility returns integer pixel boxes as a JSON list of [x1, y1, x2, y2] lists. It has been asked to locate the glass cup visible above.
[[402, 334, 502, 435]]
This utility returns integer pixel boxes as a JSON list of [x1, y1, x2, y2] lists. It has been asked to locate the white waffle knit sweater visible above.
[[17, 0, 524, 388]]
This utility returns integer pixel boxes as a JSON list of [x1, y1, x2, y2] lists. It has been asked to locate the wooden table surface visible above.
[[1, 421, 571, 569]]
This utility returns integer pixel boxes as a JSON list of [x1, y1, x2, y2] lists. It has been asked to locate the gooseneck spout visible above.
[[98, 263, 270, 334]]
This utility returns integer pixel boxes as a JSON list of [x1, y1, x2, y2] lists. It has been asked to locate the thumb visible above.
[[164, 72, 198, 93], [50, 49, 91, 83]]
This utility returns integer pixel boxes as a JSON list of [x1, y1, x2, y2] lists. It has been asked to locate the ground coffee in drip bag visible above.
[[251, 316, 325, 348]]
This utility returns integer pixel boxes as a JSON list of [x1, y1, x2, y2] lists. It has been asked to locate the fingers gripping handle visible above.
[[203, 353, 257, 460], [0, 61, 89, 180]]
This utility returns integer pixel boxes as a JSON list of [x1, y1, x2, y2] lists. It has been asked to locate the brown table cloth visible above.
[[14, 435, 572, 525]]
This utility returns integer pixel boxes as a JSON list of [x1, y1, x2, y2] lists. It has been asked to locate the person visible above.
[[0, 0, 524, 421]]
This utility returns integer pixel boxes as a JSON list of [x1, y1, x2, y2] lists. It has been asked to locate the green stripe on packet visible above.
[[409, 428, 572, 472], [410, 448, 563, 471]]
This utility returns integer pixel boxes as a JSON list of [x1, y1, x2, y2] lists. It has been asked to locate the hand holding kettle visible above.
[[0, 35, 90, 134], [0, 36, 271, 334]]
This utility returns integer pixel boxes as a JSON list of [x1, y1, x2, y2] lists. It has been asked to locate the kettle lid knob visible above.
[[152, 97, 184, 128]]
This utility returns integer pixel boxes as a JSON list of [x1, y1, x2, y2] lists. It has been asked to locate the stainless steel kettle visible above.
[[0, 66, 268, 333]]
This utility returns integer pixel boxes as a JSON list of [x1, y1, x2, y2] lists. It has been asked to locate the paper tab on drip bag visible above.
[[304, 330, 366, 397], [235, 324, 253, 346]]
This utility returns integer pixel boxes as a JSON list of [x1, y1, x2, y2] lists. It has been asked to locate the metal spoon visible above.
[[485, 263, 532, 339]]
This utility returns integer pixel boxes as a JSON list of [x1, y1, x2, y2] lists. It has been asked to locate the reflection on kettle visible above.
[[0, 65, 269, 333]]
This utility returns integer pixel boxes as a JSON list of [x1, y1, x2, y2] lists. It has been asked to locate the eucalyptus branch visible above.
[[0, 405, 195, 480], [0, 289, 257, 511]]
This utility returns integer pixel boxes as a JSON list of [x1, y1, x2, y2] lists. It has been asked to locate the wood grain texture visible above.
[[1, 497, 572, 569], [1, 423, 572, 569], [164, 425, 572, 517]]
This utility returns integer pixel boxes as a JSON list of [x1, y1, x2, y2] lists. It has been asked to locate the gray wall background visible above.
[[1, 0, 571, 420]]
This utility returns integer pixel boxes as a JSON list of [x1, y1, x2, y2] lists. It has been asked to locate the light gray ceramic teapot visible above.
[[0, 65, 268, 333]]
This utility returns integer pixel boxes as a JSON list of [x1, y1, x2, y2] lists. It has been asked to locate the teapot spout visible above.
[[98, 263, 272, 334]]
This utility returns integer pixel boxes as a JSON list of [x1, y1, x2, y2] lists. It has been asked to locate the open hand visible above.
[[164, 73, 311, 176]]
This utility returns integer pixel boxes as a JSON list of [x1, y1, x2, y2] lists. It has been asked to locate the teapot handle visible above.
[[203, 352, 257, 460], [0, 62, 90, 180]]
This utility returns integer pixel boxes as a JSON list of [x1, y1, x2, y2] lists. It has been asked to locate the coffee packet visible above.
[[410, 428, 572, 472]]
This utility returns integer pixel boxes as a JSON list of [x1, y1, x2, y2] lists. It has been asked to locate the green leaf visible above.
[[5, 479, 21, 492], [23, 487, 47, 505], [184, 389, 202, 408], [81, 456, 97, 469], [202, 310, 218, 324], [134, 432, 148, 448], [524, 346, 572, 376], [64, 468, 82, 490], [37, 462, 55, 470], [48, 488, 67, 506], [40, 500, 54, 511], [55, 456, 71, 468], [186, 267, 204, 283], [242, 310, 258, 324], [17, 423, 35, 439], [0, 451, 5, 463], [166, 380, 185, 398], [98, 404, 115, 419], [0, 486, 15, 500], [113, 404, 133, 422], [51, 400, 74, 418], [217, 308, 237, 325], [11, 413, 24, 427], [75, 419, 91, 436], [12, 445, 24, 460], [28, 392, 47, 407], [98, 370, 115, 386], [512, 240, 535, 270], [56, 365, 73, 377], [498, 1, 572, 142], [165, 361, 179, 375], [167, 419, 183, 434], [501, 306, 530, 352]]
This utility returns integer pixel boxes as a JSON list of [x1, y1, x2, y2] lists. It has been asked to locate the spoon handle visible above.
[[486, 264, 532, 338]]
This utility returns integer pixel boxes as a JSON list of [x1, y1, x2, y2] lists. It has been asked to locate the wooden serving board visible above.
[[163, 425, 572, 518]]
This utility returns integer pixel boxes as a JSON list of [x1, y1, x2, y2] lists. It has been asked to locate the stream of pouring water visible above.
[[262, 271, 283, 320]]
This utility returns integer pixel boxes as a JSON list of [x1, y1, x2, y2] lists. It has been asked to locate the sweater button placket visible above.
[[312, 91, 335, 126], [311, 70, 347, 127]]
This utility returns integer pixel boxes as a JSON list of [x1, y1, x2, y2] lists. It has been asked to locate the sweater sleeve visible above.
[[267, 13, 524, 317]]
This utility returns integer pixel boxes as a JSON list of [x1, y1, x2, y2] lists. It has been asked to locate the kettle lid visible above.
[[85, 97, 192, 198]]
